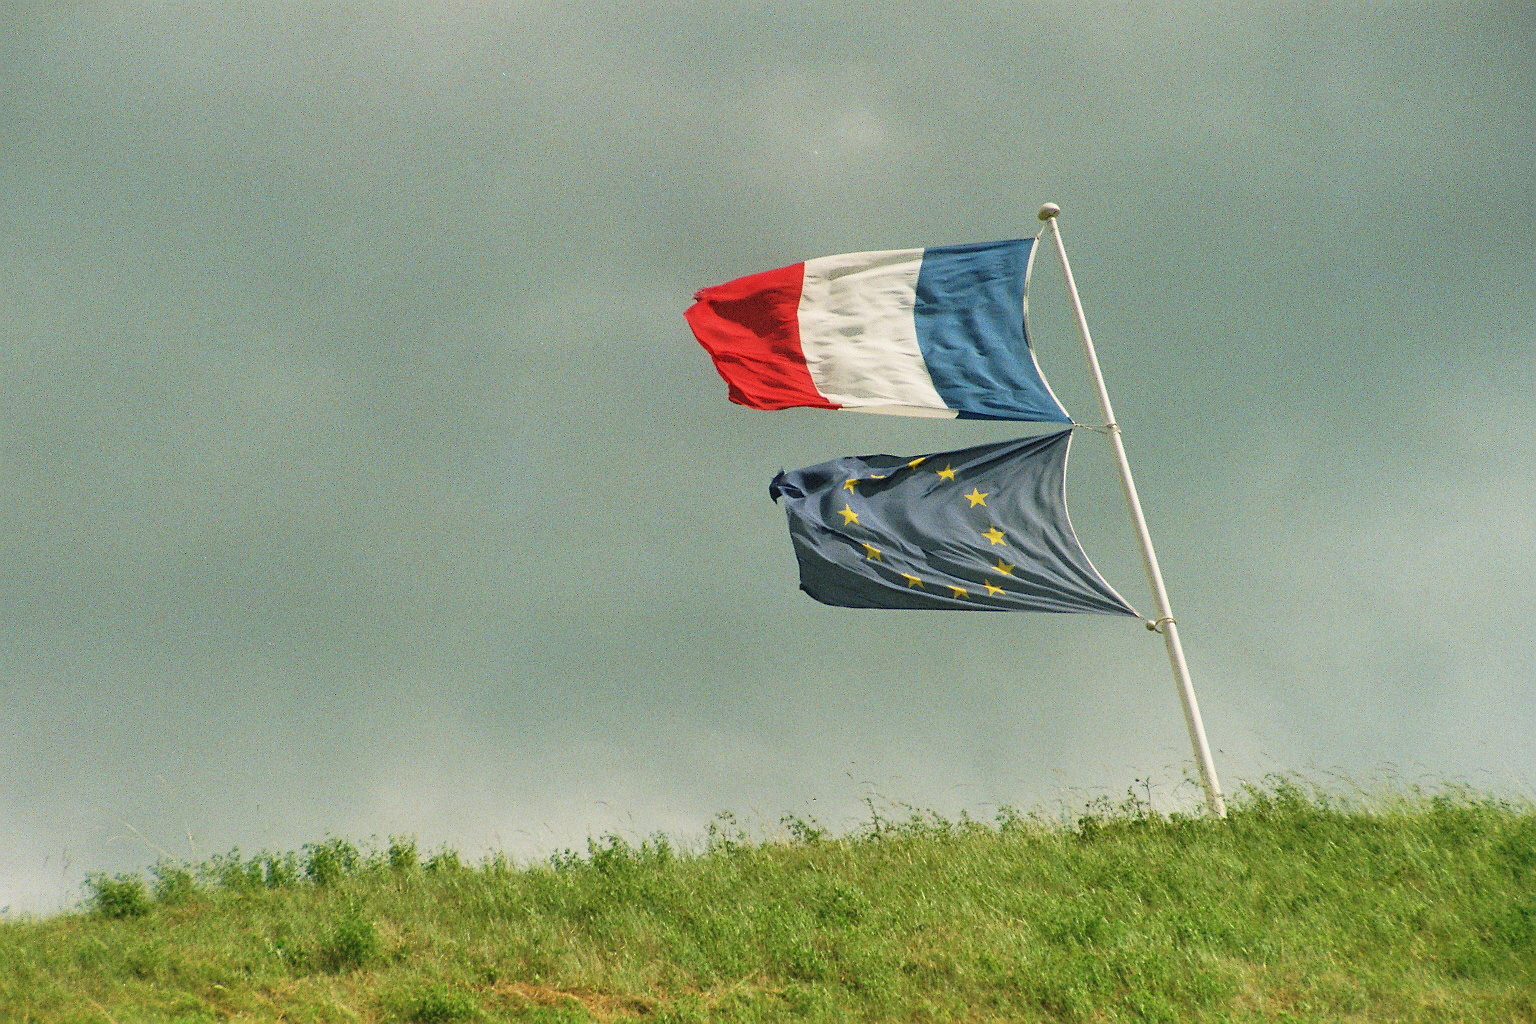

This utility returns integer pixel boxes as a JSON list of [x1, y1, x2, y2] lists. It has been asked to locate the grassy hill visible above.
[[3, 783, 1534, 1023]]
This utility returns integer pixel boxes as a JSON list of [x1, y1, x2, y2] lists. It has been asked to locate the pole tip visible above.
[[1037, 202, 1061, 221]]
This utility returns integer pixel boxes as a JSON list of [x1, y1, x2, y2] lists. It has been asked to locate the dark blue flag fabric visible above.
[[769, 430, 1137, 615]]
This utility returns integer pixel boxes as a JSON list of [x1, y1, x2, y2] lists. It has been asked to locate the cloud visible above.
[[2, 0, 1534, 915]]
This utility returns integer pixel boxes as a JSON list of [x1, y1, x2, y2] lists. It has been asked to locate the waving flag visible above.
[[769, 430, 1134, 615], [686, 239, 1070, 422]]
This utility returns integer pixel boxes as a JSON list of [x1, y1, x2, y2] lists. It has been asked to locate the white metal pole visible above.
[[1037, 203, 1226, 818]]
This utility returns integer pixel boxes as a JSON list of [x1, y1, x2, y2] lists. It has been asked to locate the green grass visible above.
[[3, 782, 1535, 1022]]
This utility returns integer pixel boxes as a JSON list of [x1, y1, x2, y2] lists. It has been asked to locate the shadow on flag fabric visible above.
[[686, 239, 1070, 422], [769, 430, 1136, 615]]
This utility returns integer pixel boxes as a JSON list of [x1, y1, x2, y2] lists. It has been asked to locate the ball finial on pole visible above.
[[1037, 202, 1061, 221]]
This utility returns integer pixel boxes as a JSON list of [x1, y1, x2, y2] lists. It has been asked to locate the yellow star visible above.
[[907, 457, 926, 468], [862, 542, 881, 561], [936, 464, 957, 481], [982, 526, 1007, 546], [964, 487, 988, 507], [838, 504, 859, 526], [948, 585, 968, 599], [902, 573, 924, 588], [983, 580, 1005, 597], [994, 560, 1015, 575], [842, 478, 858, 492]]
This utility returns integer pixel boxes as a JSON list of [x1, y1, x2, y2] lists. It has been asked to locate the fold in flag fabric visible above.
[[769, 430, 1136, 615], [686, 239, 1070, 422]]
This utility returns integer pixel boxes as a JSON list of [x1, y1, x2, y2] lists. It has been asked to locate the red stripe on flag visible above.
[[685, 262, 835, 411]]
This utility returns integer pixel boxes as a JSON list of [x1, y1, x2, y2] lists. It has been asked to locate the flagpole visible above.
[[1037, 203, 1227, 819]]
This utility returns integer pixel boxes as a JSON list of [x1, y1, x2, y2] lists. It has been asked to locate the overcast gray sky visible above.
[[2, 1, 1532, 913]]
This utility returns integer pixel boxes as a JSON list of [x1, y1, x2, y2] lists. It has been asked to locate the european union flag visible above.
[[769, 430, 1137, 615]]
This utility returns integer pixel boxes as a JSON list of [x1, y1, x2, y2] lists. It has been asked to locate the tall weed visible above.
[[85, 873, 150, 920]]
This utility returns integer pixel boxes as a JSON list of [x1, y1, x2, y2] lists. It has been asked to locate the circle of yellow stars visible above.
[[833, 459, 1020, 603]]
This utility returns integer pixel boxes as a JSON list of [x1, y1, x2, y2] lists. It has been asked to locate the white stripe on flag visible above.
[[797, 248, 948, 411], [847, 404, 959, 419]]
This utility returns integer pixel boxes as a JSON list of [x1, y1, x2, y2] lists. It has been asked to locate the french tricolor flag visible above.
[[685, 238, 1070, 422]]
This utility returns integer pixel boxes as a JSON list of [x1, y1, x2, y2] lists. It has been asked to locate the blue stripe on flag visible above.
[[913, 239, 1071, 423]]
